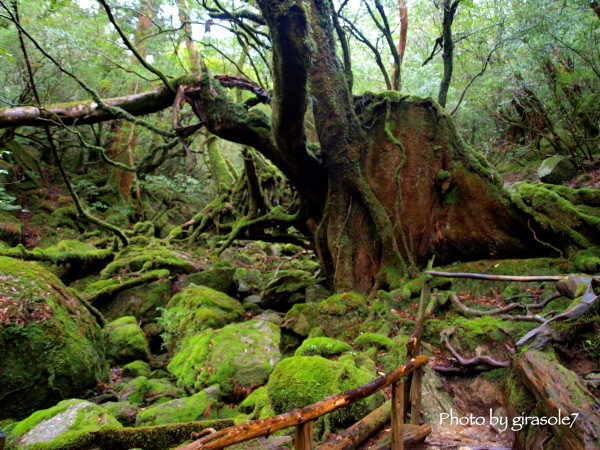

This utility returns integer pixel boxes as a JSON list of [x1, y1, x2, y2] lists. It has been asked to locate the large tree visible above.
[[0, 0, 598, 294]]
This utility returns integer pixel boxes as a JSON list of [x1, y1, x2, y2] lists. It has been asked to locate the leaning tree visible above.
[[0, 0, 598, 294]]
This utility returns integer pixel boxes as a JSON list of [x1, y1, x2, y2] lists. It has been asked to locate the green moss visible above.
[[161, 284, 243, 348], [0, 210, 22, 245], [238, 386, 272, 420], [117, 376, 150, 405], [145, 378, 185, 405], [318, 292, 369, 339], [267, 355, 384, 428], [100, 243, 197, 278], [103, 316, 151, 366], [379, 335, 410, 371], [183, 263, 235, 294], [571, 248, 600, 273], [135, 389, 216, 426], [294, 337, 352, 357], [11, 399, 121, 447], [121, 360, 151, 378], [0, 257, 108, 420], [283, 303, 319, 336], [261, 270, 323, 310], [482, 368, 508, 382], [354, 332, 394, 351], [7, 418, 239, 449], [84, 269, 169, 304], [168, 319, 281, 397]]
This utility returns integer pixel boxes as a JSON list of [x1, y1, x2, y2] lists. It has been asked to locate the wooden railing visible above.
[[178, 355, 428, 450]]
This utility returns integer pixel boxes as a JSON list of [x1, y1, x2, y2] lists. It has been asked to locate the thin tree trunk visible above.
[[438, 0, 459, 108], [392, 0, 408, 91]]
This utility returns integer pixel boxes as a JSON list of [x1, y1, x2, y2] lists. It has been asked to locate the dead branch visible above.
[[426, 270, 565, 282]]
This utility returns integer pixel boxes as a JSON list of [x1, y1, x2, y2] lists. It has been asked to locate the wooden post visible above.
[[410, 366, 423, 426], [295, 421, 313, 450], [0, 432, 6, 450], [391, 379, 405, 450]]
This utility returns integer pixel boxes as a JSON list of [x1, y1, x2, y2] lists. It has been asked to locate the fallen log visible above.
[[316, 400, 392, 450]]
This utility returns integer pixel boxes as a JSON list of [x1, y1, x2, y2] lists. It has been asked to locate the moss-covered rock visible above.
[[234, 268, 263, 295], [135, 388, 218, 426], [537, 155, 577, 184], [96, 279, 172, 324], [103, 316, 151, 366], [0, 257, 108, 420], [145, 378, 185, 405], [121, 360, 152, 378], [0, 210, 22, 246], [100, 401, 139, 427], [283, 303, 319, 336], [183, 263, 235, 294], [11, 399, 121, 447], [161, 284, 243, 348], [267, 355, 384, 427], [168, 319, 281, 398], [261, 270, 322, 311], [318, 292, 369, 339], [294, 337, 352, 357], [238, 386, 275, 420], [354, 332, 394, 351], [116, 376, 150, 405]]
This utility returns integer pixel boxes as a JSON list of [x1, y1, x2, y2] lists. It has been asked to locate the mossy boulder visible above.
[[121, 360, 151, 378], [238, 386, 275, 420], [10, 399, 121, 448], [0, 257, 108, 420], [96, 279, 172, 324], [283, 303, 319, 336], [261, 270, 321, 311], [267, 355, 384, 427], [234, 268, 263, 295], [0, 210, 22, 246], [354, 332, 395, 351], [135, 388, 218, 426], [103, 316, 151, 366], [168, 319, 281, 398], [162, 284, 243, 348], [115, 376, 150, 405], [100, 401, 139, 426], [183, 263, 235, 294], [318, 292, 369, 339], [145, 378, 185, 405], [294, 337, 352, 357], [537, 155, 577, 184]]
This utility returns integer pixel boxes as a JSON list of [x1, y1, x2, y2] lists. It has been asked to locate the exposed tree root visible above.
[[432, 326, 511, 374], [516, 275, 598, 349], [450, 293, 546, 323]]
